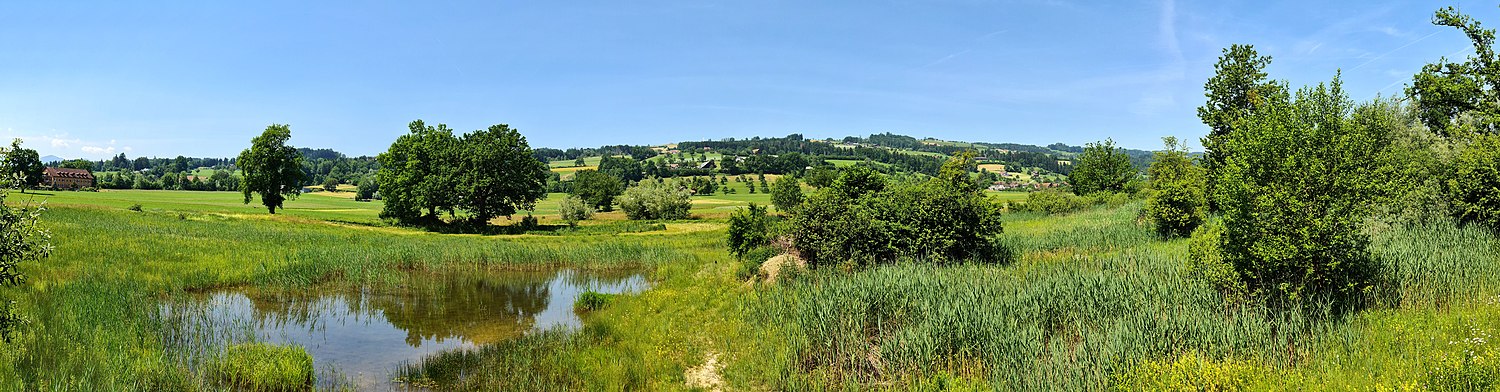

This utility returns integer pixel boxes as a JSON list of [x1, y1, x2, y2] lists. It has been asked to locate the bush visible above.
[[558, 195, 594, 227], [769, 176, 804, 213], [575, 291, 613, 312], [1016, 189, 1089, 214], [727, 203, 769, 260], [1187, 221, 1244, 301], [1214, 77, 1392, 309], [618, 179, 692, 220], [791, 155, 1004, 266], [1144, 137, 1208, 238], [127, 203, 143, 212], [1069, 138, 1136, 196], [205, 343, 315, 391], [1448, 134, 1500, 232]]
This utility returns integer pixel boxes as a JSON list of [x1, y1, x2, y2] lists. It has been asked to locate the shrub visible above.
[[1447, 134, 1500, 232], [727, 203, 770, 260], [1144, 137, 1208, 238], [1215, 77, 1393, 309], [791, 155, 1004, 266], [0, 188, 49, 341], [127, 203, 143, 212], [1187, 221, 1244, 300], [205, 343, 315, 391], [558, 195, 594, 227], [1069, 138, 1135, 196], [618, 179, 691, 220], [575, 291, 613, 312], [1017, 189, 1088, 214], [769, 176, 804, 213]]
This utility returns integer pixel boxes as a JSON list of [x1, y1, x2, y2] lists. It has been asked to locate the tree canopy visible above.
[[238, 124, 308, 214], [1068, 138, 1134, 196]]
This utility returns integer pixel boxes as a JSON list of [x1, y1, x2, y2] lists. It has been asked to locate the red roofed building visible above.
[[44, 167, 94, 190]]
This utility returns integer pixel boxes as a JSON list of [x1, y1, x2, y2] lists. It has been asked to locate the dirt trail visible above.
[[684, 351, 724, 391]]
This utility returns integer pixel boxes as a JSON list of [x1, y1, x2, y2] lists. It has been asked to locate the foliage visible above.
[[1069, 138, 1135, 196], [769, 176, 803, 213], [802, 166, 838, 188], [598, 155, 643, 183], [1199, 44, 1282, 211], [618, 179, 692, 220], [558, 195, 594, 227], [574, 291, 614, 312], [3, 140, 43, 191], [204, 343, 314, 391], [321, 176, 338, 192], [58, 159, 93, 171], [355, 176, 378, 201], [1144, 137, 1207, 238], [238, 124, 309, 214], [571, 170, 623, 212], [727, 203, 770, 260], [456, 124, 549, 223], [1014, 189, 1090, 215], [1215, 75, 1395, 310], [790, 155, 1003, 266], [1409, 7, 1500, 138], [0, 188, 50, 341], [1447, 134, 1500, 231], [377, 120, 460, 223]]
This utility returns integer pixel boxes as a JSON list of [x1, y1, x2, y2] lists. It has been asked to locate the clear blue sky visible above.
[[1, 1, 1493, 159]]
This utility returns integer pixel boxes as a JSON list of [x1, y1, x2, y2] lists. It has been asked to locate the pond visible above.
[[163, 269, 647, 390]]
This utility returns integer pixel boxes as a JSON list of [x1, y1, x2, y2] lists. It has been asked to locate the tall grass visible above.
[[751, 205, 1500, 390]]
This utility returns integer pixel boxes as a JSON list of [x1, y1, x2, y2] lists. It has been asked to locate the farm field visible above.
[[2, 189, 1497, 390]]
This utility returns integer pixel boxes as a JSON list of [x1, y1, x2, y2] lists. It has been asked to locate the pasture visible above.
[[2, 189, 1496, 390]]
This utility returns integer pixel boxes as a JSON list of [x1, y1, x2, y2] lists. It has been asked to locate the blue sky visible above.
[[1, 1, 1493, 159]]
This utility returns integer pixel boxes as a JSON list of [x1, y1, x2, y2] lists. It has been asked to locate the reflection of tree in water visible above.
[[374, 273, 553, 347], [238, 272, 555, 347], [231, 269, 644, 348]]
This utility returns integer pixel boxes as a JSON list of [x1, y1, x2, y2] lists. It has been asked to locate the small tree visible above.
[[1144, 137, 1207, 238], [1449, 134, 1500, 231], [322, 177, 339, 192], [355, 176, 379, 201], [0, 186, 51, 341], [1068, 138, 1134, 196], [571, 170, 623, 211], [574, 157, 586, 167], [769, 176, 804, 213], [726, 203, 769, 259], [3, 140, 42, 192], [558, 195, 594, 227], [238, 124, 309, 214], [618, 179, 692, 220]]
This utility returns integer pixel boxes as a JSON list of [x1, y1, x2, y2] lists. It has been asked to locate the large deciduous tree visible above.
[[1068, 138, 1134, 196], [570, 169, 623, 212], [3, 140, 43, 192], [377, 120, 460, 223], [1409, 7, 1500, 137], [238, 124, 309, 214], [457, 124, 549, 224]]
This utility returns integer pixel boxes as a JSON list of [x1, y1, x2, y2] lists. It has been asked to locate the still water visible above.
[[166, 269, 646, 390]]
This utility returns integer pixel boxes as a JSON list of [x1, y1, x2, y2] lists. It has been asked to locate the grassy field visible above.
[[3, 189, 1497, 390]]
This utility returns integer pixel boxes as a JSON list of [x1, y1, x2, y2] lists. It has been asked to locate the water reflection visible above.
[[170, 269, 646, 390]]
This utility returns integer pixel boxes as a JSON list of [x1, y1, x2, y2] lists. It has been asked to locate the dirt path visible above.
[[684, 351, 724, 391]]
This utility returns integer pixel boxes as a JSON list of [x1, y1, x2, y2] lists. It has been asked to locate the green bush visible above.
[[618, 179, 692, 220], [204, 343, 315, 391], [727, 203, 770, 260], [574, 290, 613, 312], [558, 195, 594, 227], [769, 176, 804, 213], [1187, 221, 1243, 300], [1214, 77, 1393, 309], [1016, 189, 1089, 215], [1447, 134, 1500, 232], [1069, 138, 1136, 196], [790, 155, 1004, 266], [1144, 137, 1208, 238]]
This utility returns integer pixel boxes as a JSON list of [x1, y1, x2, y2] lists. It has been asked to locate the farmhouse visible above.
[[44, 167, 94, 190]]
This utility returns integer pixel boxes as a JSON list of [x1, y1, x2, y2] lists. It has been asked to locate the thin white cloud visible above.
[[81, 146, 115, 154]]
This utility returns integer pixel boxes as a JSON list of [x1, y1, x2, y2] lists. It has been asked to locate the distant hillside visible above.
[[41, 155, 63, 163]]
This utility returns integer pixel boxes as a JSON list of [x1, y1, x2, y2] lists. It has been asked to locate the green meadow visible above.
[[1, 188, 1495, 390]]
